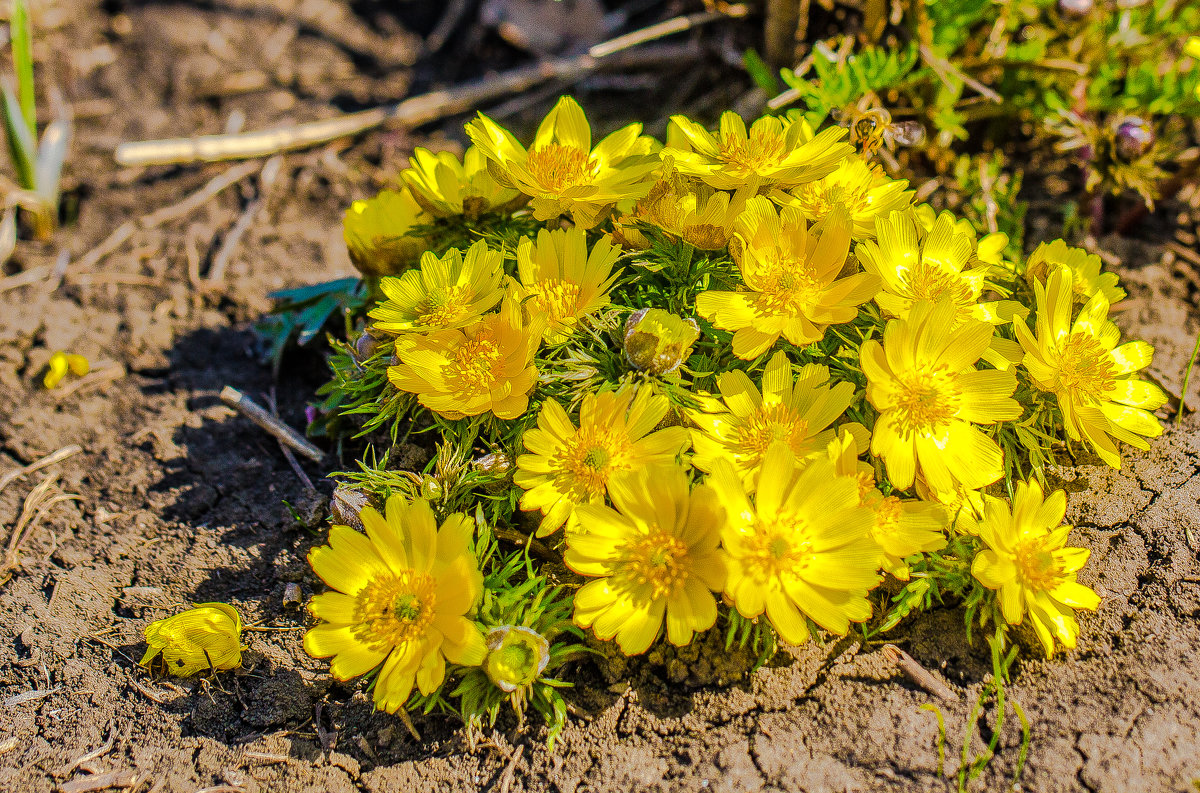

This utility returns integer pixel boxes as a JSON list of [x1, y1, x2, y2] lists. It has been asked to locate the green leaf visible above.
[[2, 79, 36, 191], [10, 0, 35, 138], [742, 48, 780, 95]]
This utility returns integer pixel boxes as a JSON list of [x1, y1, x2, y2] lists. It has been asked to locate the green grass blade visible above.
[[10, 0, 35, 137], [2, 79, 36, 190]]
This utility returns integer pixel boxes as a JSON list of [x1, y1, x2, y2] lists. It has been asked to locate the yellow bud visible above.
[[343, 188, 431, 278], [42, 351, 89, 389], [484, 626, 550, 693], [140, 602, 244, 677], [623, 308, 700, 376]]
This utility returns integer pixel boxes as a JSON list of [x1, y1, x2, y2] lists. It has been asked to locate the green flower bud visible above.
[[623, 308, 700, 376], [484, 625, 550, 693]]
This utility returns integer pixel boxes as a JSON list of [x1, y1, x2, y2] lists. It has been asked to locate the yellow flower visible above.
[[466, 96, 659, 228], [42, 351, 89, 389], [304, 496, 487, 712], [370, 240, 507, 334], [857, 210, 1020, 325], [343, 188, 431, 278], [710, 444, 880, 645], [664, 111, 852, 191], [1023, 239, 1125, 306], [866, 493, 948, 579], [388, 298, 542, 420], [689, 351, 855, 487], [517, 226, 621, 343], [969, 480, 1101, 656], [611, 169, 749, 250], [862, 300, 1021, 493], [696, 198, 877, 360], [401, 146, 520, 218], [772, 156, 913, 239], [825, 432, 947, 579], [1013, 268, 1165, 468], [140, 603, 244, 677], [484, 625, 550, 693], [622, 308, 700, 376], [566, 464, 727, 654], [514, 388, 690, 537]]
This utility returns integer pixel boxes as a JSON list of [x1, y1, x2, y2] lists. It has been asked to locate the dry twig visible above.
[[205, 155, 283, 285], [0, 444, 81, 495], [881, 644, 959, 703], [1, 474, 81, 585], [220, 386, 324, 463], [73, 160, 262, 274], [497, 745, 525, 793], [114, 8, 746, 167]]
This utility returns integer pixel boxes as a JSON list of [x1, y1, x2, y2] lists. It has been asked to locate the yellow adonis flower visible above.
[[465, 95, 659, 229], [388, 297, 543, 420], [862, 300, 1021, 494], [343, 188, 431, 278], [611, 168, 749, 250], [689, 351, 855, 488], [826, 433, 947, 579], [664, 111, 852, 191], [140, 603, 244, 677], [1023, 239, 1125, 306], [696, 198, 878, 360], [772, 155, 913, 239], [42, 351, 89, 389], [566, 464, 727, 654], [517, 226, 621, 343], [1014, 268, 1165, 468], [857, 209, 1019, 326], [401, 146, 520, 218], [370, 240, 507, 334], [304, 496, 486, 713], [514, 387, 690, 537], [710, 443, 880, 645], [967, 480, 1101, 656], [622, 308, 700, 376]]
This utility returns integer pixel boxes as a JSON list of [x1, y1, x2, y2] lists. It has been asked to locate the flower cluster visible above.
[[287, 96, 1165, 736]]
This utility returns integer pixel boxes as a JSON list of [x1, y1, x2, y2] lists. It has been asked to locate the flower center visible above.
[[734, 403, 813, 466], [892, 363, 962, 436], [529, 279, 584, 329], [622, 527, 690, 598], [447, 329, 503, 391], [747, 254, 823, 316], [352, 571, 436, 652], [1052, 332, 1117, 401], [415, 285, 472, 327], [792, 180, 871, 221], [551, 430, 630, 501], [743, 517, 815, 580], [871, 495, 903, 542], [901, 260, 977, 307], [720, 126, 785, 175], [526, 143, 597, 191], [1014, 538, 1060, 592]]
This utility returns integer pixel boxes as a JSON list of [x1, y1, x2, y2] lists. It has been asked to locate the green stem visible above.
[[1176, 327, 1200, 424]]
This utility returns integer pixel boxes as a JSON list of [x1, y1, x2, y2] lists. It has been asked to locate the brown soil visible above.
[[2, 3, 1200, 792]]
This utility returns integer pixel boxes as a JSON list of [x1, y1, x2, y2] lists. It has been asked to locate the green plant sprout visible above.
[[3, 0, 71, 241]]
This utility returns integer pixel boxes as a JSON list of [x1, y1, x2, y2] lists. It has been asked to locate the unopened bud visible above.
[[484, 625, 550, 693], [623, 308, 700, 376], [1114, 117, 1154, 162], [354, 330, 379, 362]]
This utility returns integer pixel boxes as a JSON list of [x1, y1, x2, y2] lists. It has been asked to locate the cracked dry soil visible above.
[[2, 2, 1200, 791]]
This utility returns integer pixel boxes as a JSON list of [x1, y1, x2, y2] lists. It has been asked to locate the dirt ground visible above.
[[2, 2, 1200, 792]]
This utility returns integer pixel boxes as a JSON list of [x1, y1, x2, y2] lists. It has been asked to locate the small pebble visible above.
[[283, 582, 303, 609]]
